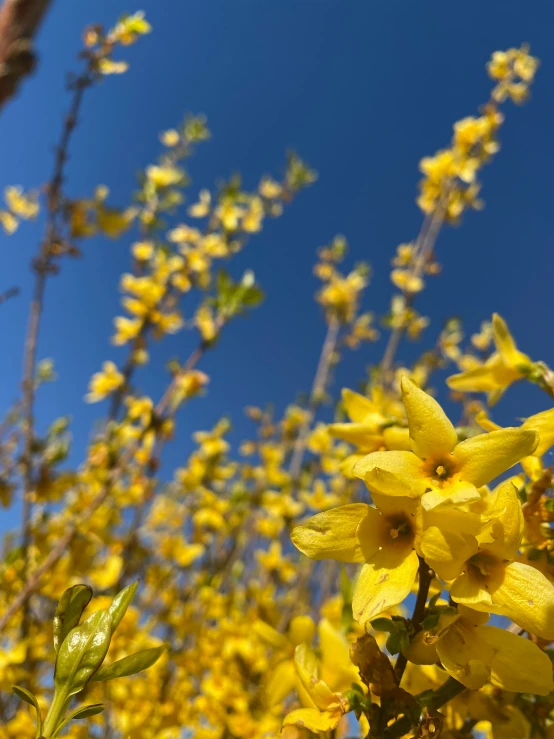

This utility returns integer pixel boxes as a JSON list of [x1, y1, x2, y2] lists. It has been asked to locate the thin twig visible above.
[[380, 194, 448, 376], [394, 556, 433, 684], [288, 316, 340, 480], [19, 67, 91, 646]]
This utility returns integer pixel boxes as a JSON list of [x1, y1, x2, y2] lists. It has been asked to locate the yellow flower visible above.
[[86, 360, 125, 402], [112, 316, 142, 345], [292, 494, 420, 623], [0, 210, 18, 234], [391, 268, 424, 294], [448, 314, 534, 403], [97, 204, 135, 238], [353, 376, 537, 511], [146, 164, 184, 188], [420, 481, 554, 638], [110, 10, 152, 45], [411, 605, 554, 694], [282, 643, 349, 733], [188, 189, 211, 218], [160, 129, 180, 147], [132, 241, 154, 261], [4, 185, 39, 219], [97, 57, 129, 75]]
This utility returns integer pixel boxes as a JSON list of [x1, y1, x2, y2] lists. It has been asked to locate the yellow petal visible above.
[[352, 550, 418, 623], [318, 619, 360, 692], [328, 422, 383, 448], [447, 354, 521, 396], [436, 622, 491, 690], [489, 561, 554, 639], [353, 451, 425, 498], [283, 708, 337, 732], [421, 481, 481, 511], [475, 410, 502, 433], [342, 388, 377, 422], [479, 480, 522, 560], [382, 425, 411, 451], [453, 428, 538, 488], [492, 313, 531, 369], [450, 571, 494, 609], [478, 625, 554, 695], [266, 659, 297, 705], [294, 644, 335, 710], [288, 615, 316, 646], [401, 376, 458, 459], [291, 504, 368, 563], [356, 506, 384, 562], [522, 407, 554, 457], [252, 619, 289, 649], [420, 526, 478, 582]]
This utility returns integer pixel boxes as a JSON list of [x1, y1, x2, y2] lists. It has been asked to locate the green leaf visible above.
[[12, 685, 42, 738], [108, 580, 138, 631], [91, 645, 166, 682], [386, 630, 409, 656], [370, 617, 395, 633], [51, 704, 105, 738], [421, 612, 440, 631], [53, 584, 93, 652], [55, 609, 113, 697]]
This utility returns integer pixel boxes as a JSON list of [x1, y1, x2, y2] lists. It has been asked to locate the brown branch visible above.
[[19, 65, 91, 644], [0, 0, 53, 111], [394, 556, 433, 684]]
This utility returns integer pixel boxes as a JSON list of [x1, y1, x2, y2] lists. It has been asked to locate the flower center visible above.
[[384, 514, 414, 547], [468, 552, 500, 578]]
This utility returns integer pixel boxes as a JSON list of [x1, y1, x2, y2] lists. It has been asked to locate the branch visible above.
[[0, 0, 53, 111], [288, 316, 340, 480], [394, 556, 433, 683], [383, 678, 466, 739]]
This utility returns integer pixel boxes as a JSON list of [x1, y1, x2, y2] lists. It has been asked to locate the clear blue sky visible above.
[[1, 0, 554, 532]]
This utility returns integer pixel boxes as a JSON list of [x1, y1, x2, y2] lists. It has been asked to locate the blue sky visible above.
[[1, 0, 554, 531]]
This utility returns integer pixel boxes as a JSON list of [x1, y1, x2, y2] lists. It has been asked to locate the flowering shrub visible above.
[[0, 11, 551, 739]]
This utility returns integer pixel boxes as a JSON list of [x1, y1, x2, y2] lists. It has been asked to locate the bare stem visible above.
[[288, 316, 340, 480], [380, 195, 448, 377], [395, 557, 433, 684], [19, 69, 91, 648]]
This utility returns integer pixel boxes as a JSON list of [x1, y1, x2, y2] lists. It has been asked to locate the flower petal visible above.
[[352, 550, 418, 623], [489, 561, 554, 640], [478, 624, 554, 695], [291, 504, 368, 562], [356, 507, 384, 562], [447, 355, 520, 395], [436, 623, 491, 690], [522, 407, 554, 457], [453, 428, 538, 488], [479, 480, 523, 560], [421, 481, 481, 511], [353, 451, 425, 498], [492, 313, 531, 368], [342, 388, 377, 423], [420, 526, 478, 582], [266, 659, 297, 705], [327, 422, 383, 448], [283, 708, 338, 732], [401, 376, 458, 459]]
